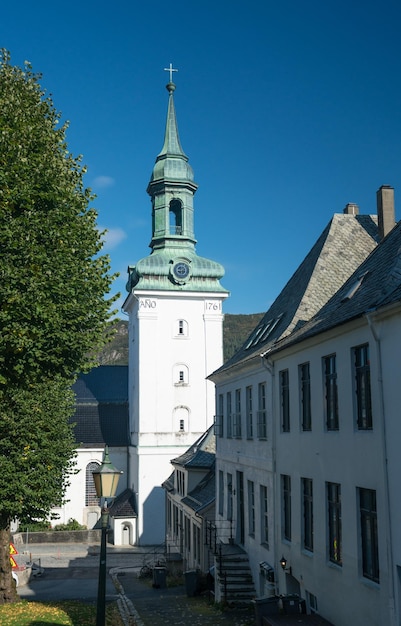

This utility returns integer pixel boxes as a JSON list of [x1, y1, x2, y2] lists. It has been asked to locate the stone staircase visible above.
[[215, 542, 256, 605]]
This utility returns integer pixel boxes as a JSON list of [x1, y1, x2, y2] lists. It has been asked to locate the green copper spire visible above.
[[147, 71, 198, 252], [125, 67, 228, 295], [157, 81, 187, 160]]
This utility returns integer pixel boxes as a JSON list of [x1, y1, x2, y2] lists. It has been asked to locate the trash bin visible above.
[[152, 566, 167, 589], [252, 596, 280, 626], [282, 594, 302, 614], [184, 570, 199, 597]]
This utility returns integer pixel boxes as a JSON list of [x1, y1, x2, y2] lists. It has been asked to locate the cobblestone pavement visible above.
[[114, 570, 256, 626]]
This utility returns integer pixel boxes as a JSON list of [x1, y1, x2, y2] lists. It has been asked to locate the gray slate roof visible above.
[[71, 365, 129, 448], [162, 471, 175, 492], [171, 425, 215, 468], [270, 220, 401, 353], [182, 464, 216, 513], [211, 213, 378, 376], [73, 365, 128, 402], [109, 488, 137, 518]]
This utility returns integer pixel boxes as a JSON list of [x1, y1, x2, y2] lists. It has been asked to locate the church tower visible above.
[[123, 69, 229, 545]]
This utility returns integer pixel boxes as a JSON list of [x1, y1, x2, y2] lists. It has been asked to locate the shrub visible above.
[[54, 518, 87, 531]]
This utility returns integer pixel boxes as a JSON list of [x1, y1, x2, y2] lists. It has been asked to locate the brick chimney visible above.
[[343, 203, 359, 215], [377, 185, 395, 239]]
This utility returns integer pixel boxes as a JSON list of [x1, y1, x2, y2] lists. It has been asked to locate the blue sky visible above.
[[2, 1, 401, 315]]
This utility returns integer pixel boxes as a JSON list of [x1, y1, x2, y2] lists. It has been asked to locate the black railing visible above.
[[205, 519, 235, 552]]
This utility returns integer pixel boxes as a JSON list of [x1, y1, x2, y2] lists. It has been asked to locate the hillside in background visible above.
[[97, 313, 264, 366], [222, 313, 264, 362]]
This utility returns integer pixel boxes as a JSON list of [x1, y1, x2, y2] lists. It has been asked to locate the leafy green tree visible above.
[[0, 50, 117, 602]]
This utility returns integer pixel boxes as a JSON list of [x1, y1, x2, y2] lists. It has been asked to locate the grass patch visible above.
[[0, 600, 123, 625]]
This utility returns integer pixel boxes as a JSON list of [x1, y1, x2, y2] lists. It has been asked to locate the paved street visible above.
[[16, 543, 255, 625], [17, 542, 161, 604]]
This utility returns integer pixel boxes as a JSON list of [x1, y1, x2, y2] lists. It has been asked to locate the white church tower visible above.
[[123, 68, 229, 545]]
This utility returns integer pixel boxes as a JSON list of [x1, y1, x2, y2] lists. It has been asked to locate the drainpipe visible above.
[[261, 352, 279, 595], [366, 311, 396, 626]]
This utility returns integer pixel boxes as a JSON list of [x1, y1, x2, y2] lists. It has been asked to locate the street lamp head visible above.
[[92, 445, 123, 500], [280, 555, 292, 575]]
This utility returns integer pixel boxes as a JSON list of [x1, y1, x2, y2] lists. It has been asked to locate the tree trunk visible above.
[[0, 526, 18, 604]]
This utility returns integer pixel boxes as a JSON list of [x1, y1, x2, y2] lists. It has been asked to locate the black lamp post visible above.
[[92, 446, 122, 626]]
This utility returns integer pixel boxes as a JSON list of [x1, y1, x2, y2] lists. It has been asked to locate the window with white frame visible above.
[[353, 344, 372, 430], [282, 474, 291, 541], [323, 354, 338, 430], [167, 498, 172, 534], [226, 392, 232, 438], [359, 488, 379, 582], [299, 362, 311, 431], [306, 590, 318, 614], [260, 485, 269, 546], [302, 477, 313, 552], [184, 515, 191, 553], [257, 382, 267, 439], [215, 394, 224, 437], [175, 319, 188, 337], [173, 505, 179, 539], [174, 405, 189, 432], [233, 388, 242, 438], [227, 473, 233, 521], [248, 480, 255, 537], [246, 385, 253, 439], [327, 482, 342, 565], [179, 509, 183, 552], [280, 369, 290, 432], [173, 363, 189, 385], [218, 470, 224, 516], [177, 470, 185, 496], [193, 522, 201, 565]]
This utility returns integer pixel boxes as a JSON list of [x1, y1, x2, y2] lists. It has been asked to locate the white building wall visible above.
[[374, 306, 401, 624], [165, 472, 215, 574], [272, 320, 394, 626], [51, 447, 128, 530], [125, 289, 226, 544], [214, 362, 276, 594]]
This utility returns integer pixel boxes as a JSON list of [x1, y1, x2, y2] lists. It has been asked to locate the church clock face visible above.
[[173, 262, 190, 279]]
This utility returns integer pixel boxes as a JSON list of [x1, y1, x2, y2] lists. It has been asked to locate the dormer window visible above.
[[177, 469, 186, 496], [244, 315, 282, 350]]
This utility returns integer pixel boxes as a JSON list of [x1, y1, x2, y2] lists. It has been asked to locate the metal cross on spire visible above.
[[164, 63, 178, 83]]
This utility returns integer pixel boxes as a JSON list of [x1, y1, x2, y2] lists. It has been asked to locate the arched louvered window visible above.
[[86, 461, 100, 506]]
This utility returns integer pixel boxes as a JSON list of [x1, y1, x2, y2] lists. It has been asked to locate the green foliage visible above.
[[0, 50, 118, 387], [0, 49, 117, 542], [18, 520, 52, 532], [0, 379, 77, 527], [0, 599, 123, 625], [54, 518, 86, 531], [18, 518, 86, 532]]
